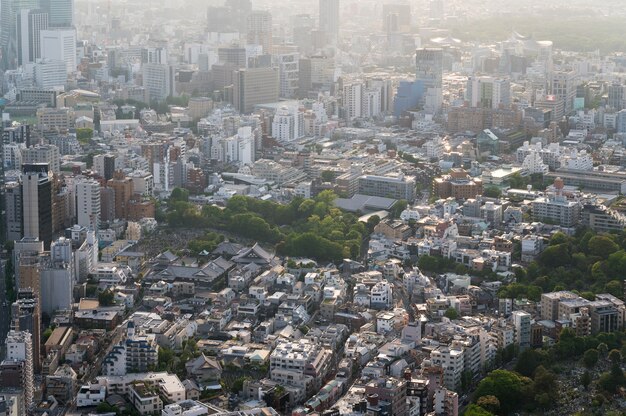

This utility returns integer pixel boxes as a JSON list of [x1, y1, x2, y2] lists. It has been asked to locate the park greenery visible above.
[[467, 328, 626, 415], [447, 14, 626, 54], [497, 228, 626, 301], [165, 189, 366, 263]]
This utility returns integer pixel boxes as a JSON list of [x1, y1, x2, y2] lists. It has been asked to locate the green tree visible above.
[[588, 235, 619, 259], [608, 349, 622, 365], [98, 290, 115, 306], [170, 187, 189, 202], [583, 348, 599, 368], [604, 280, 623, 297], [366, 215, 381, 231], [76, 128, 93, 143], [321, 170, 335, 182], [473, 370, 532, 414], [444, 307, 459, 320], [463, 404, 494, 416], [476, 395, 500, 414], [483, 186, 501, 198]]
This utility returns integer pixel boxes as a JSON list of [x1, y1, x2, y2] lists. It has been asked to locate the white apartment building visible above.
[[272, 106, 304, 142], [75, 179, 101, 230], [40, 28, 77, 72], [430, 347, 464, 390]]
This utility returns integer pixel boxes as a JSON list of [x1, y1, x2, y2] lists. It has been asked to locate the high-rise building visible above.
[[40, 0, 73, 28], [415, 48, 443, 114], [272, 106, 304, 142], [107, 171, 133, 220], [246, 10, 272, 54], [233, 67, 279, 113], [40, 237, 73, 315], [142, 63, 175, 102], [34, 59, 67, 88], [608, 82, 626, 111], [21, 144, 60, 173], [341, 81, 363, 120], [2, 331, 34, 409], [11, 289, 41, 373], [0, 0, 40, 68], [39, 28, 76, 73], [319, 0, 339, 43], [93, 154, 116, 181], [275, 53, 300, 98], [466, 76, 511, 109], [16, 9, 48, 65], [5, 181, 23, 242], [382, 4, 411, 33], [22, 164, 53, 249], [547, 71, 577, 116], [75, 179, 101, 230], [218, 47, 247, 68], [511, 311, 531, 350]]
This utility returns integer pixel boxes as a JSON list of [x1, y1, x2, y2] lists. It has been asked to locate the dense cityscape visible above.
[[2, 0, 626, 415]]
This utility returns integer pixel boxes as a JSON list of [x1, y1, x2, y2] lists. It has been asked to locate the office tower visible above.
[[5, 181, 23, 242], [39, 28, 76, 72], [40, 0, 73, 27], [100, 187, 116, 223], [2, 331, 34, 409], [11, 289, 41, 373], [233, 67, 279, 113], [608, 82, 626, 111], [319, 0, 339, 43], [429, 0, 444, 20], [34, 59, 67, 88], [415, 48, 443, 114], [22, 164, 53, 249], [218, 47, 247, 68], [0, 0, 40, 69], [142, 46, 167, 65], [107, 171, 133, 220], [246, 10, 272, 54], [276, 53, 300, 98], [40, 237, 73, 315], [227, 0, 252, 32], [382, 4, 411, 33], [16, 9, 48, 65], [143, 63, 175, 102], [75, 179, 101, 230], [466, 76, 511, 109], [21, 144, 60, 173], [3, 123, 31, 147], [93, 154, 116, 181], [547, 71, 577, 116]]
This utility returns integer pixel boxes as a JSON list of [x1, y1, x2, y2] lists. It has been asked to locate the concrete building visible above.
[[143, 63, 175, 102], [246, 10, 272, 53], [466, 76, 511, 109], [2, 331, 34, 409], [233, 67, 279, 113], [22, 164, 53, 248], [511, 311, 531, 350], [319, 0, 339, 43], [358, 174, 416, 202], [39, 28, 76, 72], [16, 8, 48, 65], [21, 145, 60, 173], [271, 106, 304, 142], [531, 179, 580, 227], [75, 179, 101, 230]]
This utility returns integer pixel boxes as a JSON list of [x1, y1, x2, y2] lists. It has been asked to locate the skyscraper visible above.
[[39, 28, 76, 72], [233, 67, 279, 113], [319, 0, 339, 43], [16, 8, 48, 65], [415, 48, 443, 114], [40, 0, 73, 28], [246, 10, 272, 54], [5, 181, 23, 242], [21, 163, 53, 249], [0, 0, 40, 68]]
